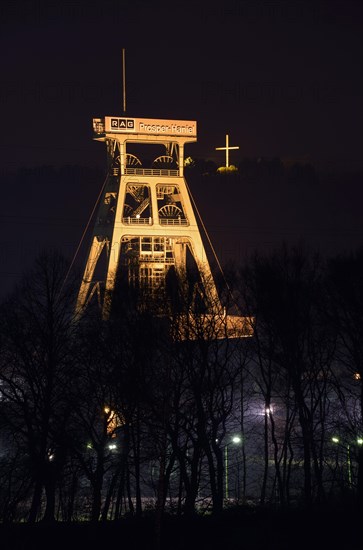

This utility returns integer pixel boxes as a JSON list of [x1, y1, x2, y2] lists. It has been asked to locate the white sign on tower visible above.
[[105, 116, 197, 137]]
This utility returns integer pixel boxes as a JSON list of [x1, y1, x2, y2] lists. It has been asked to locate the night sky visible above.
[[1, 0, 362, 298]]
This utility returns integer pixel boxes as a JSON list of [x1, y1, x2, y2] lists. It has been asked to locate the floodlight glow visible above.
[[332, 437, 340, 443], [357, 438, 363, 445], [232, 436, 241, 444]]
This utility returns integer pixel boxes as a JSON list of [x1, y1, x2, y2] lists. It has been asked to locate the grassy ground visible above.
[[0, 503, 360, 550]]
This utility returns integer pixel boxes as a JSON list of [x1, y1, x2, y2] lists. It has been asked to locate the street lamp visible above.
[[224, 436, 242, 500], [331, 436, 363, 489]]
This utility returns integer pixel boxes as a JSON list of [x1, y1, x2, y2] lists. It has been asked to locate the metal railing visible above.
[[138, 255, 175, 263], [122, 217, 152, 225], [125, 168, 179, 177], [122, 217, 188, 226], [159, 218, 188, 226]]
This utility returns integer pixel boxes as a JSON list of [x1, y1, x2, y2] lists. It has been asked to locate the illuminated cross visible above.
[[215, 134, 239, 167]]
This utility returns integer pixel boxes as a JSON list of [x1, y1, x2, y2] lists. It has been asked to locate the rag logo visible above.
[[111, 118, 135, 130]]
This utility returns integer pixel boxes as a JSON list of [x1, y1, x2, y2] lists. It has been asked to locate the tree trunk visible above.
[[90, 454, 105, 522], [42, 466, 57, 523], [28, 477, 43, 523]]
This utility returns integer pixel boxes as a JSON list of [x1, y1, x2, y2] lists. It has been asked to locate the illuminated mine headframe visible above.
[[76, 115, 252, 338]]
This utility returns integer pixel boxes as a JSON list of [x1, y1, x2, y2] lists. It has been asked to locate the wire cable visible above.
[[59, 172, 109, 295], [185, 178, 241, 313]]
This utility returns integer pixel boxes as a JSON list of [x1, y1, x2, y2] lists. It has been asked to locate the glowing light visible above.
[[103, 405, 124, 436], [354, 372, 361, 380], [332, 437, 340, 443], [357, 438, 363, 445], [108, 443, 117, 450], [232, 436, 241, 444], [47, 451, 55, 461], [217, 165, 238, 174], [184, 156, 194, 167]]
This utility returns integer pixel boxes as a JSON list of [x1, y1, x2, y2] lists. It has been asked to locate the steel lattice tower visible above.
[[76, 115, 251, 338]]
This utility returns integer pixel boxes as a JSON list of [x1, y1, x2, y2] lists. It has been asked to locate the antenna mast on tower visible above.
[[122, 48, 126, 114]]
